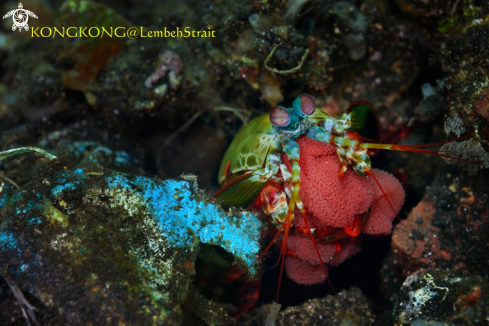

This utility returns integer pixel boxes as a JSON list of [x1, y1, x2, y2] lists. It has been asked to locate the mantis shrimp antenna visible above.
[[299, 212, 336, 293], [272, 197, 335, 301], [275, 212, 293, 302], [361, 132, 483, 222], [366, 169, 402, 222], [359, 132, 483, 165]]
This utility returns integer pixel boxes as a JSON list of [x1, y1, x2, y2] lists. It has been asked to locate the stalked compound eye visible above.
[[299, 94, 315, 115], [270, 106, 290, 127]]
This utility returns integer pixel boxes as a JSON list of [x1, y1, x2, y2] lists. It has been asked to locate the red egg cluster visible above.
[[280, 136, 405, 285]]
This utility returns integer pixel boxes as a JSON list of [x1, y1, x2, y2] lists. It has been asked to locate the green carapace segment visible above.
[[214, 173, 270, 209]]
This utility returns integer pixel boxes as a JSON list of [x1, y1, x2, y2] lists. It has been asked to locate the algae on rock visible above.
[[0, 155, 262, 325]]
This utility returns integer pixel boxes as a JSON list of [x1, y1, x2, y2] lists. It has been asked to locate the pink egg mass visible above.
[[280, 136, 405, 285]]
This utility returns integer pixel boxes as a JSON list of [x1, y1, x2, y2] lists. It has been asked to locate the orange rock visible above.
[[392, 197, 451, 274], [459, 285, 482, 304], [475, 89, 489, 120]]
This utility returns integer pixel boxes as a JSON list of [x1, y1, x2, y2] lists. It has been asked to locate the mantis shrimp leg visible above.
[[274, 140, 333, 300]]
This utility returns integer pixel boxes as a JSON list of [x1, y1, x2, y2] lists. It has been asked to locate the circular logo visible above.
[[13, 9, 28, 28]]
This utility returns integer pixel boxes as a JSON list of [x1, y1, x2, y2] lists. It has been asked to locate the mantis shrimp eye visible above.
[[270, 106, 290, 127], [299, 94, 315, 115]]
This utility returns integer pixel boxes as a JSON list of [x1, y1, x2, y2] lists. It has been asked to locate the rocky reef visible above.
[[1, 0, 489, 325], [389, 167, 489, 325], [238, 287, 375, 326], [0, 148, 261, 324]]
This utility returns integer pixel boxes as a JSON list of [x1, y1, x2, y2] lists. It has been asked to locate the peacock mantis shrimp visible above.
[[213, 94, 479, 310]]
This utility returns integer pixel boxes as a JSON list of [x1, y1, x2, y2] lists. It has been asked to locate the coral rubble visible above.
[[238, 287, 375, 326]]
